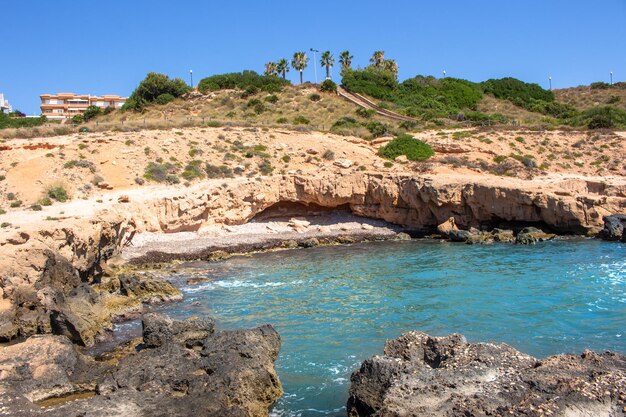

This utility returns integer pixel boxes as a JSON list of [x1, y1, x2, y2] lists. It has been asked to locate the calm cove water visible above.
[[122, 239, 626, 416]]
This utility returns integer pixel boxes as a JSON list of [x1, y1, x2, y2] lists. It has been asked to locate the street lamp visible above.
[[610, 71, 613, 85], [548, 76, 552, 90], [310, 48, 320, 83], [442, 70, 446, 78], [189, 70, 193, 88]]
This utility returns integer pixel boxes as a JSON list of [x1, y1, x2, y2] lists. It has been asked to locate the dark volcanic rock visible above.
[[0, 315, 282, 417], [600, 214, 626, 242], [347, 331, 626, 417], [118, 273, 182, 303]]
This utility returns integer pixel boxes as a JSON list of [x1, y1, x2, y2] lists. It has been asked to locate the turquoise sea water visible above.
[[128, 239, 625, 416]]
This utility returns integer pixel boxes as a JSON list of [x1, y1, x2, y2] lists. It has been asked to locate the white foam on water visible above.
[[184, 279, 305, 293]]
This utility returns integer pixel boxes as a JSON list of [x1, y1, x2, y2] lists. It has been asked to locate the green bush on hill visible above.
[[342, 69, 483, 119], [197, 70, 290, 94], [378, 134, 434, 161], [0, 112, 47, 129], [320, 79, 337, 93], [123, 72, 191, 112], [481, 77, 554, 104], [581, 106, 626, 129]]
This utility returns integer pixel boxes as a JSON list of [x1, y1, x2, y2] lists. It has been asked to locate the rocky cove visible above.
[[1, 171, 626, 416]]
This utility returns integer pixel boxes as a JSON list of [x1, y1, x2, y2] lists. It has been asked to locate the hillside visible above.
[[555, 84, 626, 111]]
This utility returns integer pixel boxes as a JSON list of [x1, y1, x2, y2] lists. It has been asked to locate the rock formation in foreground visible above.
[[347, 331, 626, 417], [0, 314, 282, 417]]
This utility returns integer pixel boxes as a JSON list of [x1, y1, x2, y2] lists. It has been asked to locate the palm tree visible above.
[[370, 50, 385, 68], [291, 51, 309, 84], [276, 58, 290, 79], [339, 50, 353, 73], [320, 51, 334, 80], [264, 62, 278, 77], [383, 59, 399, 78]]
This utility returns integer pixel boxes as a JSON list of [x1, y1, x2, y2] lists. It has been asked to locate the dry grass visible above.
[[554, 86, 626, 111]]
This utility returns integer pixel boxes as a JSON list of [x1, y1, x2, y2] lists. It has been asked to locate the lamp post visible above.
[[189, 70, 193, 88], [549, 76, 552, 90], [310, 48, 319, 84], [443, 70, 446, 78], [610, 72, 613, 85]]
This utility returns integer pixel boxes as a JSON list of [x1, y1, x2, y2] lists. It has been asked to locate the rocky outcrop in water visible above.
[[347, 331, 626, 417], [601, 214, 626, 242], [0, 314, 282, 417]]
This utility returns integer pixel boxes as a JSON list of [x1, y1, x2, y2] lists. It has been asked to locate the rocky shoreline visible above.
[[0, 314, 282, 417], [347, 331, 626, 416]]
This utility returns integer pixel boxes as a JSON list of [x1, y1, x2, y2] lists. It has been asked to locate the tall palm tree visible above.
[[264, 62, 278, 77], [370, 50, 385, 68], [339, 50, 353, 74], [383, 59, 399, 78], [291, 51, 309, 84], [276, 58, 290, 79], [320, 51, 334, 80]]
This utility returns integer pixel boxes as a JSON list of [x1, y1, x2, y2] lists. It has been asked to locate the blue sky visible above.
[[4, 0, 625, 114]]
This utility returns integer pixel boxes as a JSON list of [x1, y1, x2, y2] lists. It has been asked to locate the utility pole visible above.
[[548, 76, 552, 90], [443, 70, 446, 78], [610, 71, 613, 85], [189, 70, 193, 88], [310, 48, 319, 83]]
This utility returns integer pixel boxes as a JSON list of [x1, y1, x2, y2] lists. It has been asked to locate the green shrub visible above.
[[365, 121, 388, 138], [378, 134, 434, 161], [7, 193, 15, 200], [265, 95, 279, 103], [258, 159, 273, 175], [309, 93, 321, 102], [83, 105, 102, 121], [276, 117, 288, 124], [355, 108, 375, 118], [0, 222, 10, 228], [0, 112, 47, 129], [64, 159, 96, 172], [46, 186, 69, 202], [188, 148, 203, 157], [38, 197, 52, 206], [144, 162, 179, 183], [205, 163, 233, 179], [31, 204, 42, 211], [493, 155, 507, 163], [590, 82, 610, 90], [322, 150, 335, 160], [0, 175, 5, 181], [383, 161, 393, 168], [72, 114, 85, 124], [583, 106, 626, 129], [181, 160, 205, 180], [155, 93, 175, 105], [293, 115, 310, 125], [607, 95, 620, 104], [0, 208, 5, 215], [481, 77, 554, 105], [123, 72, 191, 112], [197, 70, 290, 94], [10, 200, 22, 208], [320, 79, 337, 93], [281, 155, 291, 163]]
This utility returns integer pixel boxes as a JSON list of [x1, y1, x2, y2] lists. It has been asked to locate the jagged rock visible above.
[[447, 228, 473, 242], [0, 315, 282, 417], [600, 214, 626, 242], [333, 159, 353, 168], [492, 227, 515, 242], [347, 331, 626, 417], [142, 313, 214, 348], [436, 217, 458, 236], [516, 226, 555, 244], [300, 238, 319, 248], [118, 273, 182, 304], [395, 232, 411, 240]]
